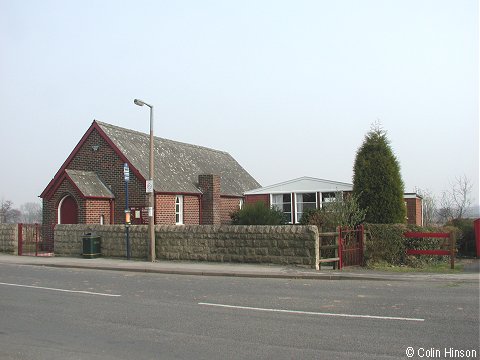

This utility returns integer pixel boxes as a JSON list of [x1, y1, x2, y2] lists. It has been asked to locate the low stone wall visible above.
[[0, 224, 18, 255], [54, 224, 319, 269], [54, 225, 149, 259]]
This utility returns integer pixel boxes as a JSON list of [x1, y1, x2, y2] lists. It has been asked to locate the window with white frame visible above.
[[321, 192, 338, 209], [175, 195, 184, 225], [271, 193, 292, 223], [295, 193, 317, 223]]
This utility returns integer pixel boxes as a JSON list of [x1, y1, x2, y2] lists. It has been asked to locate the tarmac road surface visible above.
[[0, 262, 478, 360]]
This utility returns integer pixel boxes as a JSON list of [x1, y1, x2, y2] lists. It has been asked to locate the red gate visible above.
[[339, 225, 364, 267], [18, 224, 55, 256]]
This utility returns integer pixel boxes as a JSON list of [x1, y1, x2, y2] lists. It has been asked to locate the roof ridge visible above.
[[94, 120, 230, 156], [65, 169, 96, 174]]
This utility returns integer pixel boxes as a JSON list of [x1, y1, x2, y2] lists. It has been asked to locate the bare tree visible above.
[[415, 188, 437, 226], [451, 175, 473, 218], [438, 175, 473, 222], [0, 199, 21, 223], [20, 202, 42, 224]]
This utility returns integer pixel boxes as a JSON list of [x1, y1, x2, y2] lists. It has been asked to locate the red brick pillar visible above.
[[198, 174, 221, 225]]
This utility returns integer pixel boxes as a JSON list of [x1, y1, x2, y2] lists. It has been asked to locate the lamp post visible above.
[[124, 163, 131, 260], [134, 98, 156, 262]]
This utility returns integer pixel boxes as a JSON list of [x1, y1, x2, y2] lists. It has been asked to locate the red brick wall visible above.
[[221, 197, 243, 224], [198, 175, 221, 225], [415, 197, 423, 225], [405, 197, 422, 225], [156, 194, 176, 225], [85, 199, 111, 224], [43, 178, 85, 225], [67, 128, 147, 224], [155, 194, 200, 225], [184, 195, 200, 225]]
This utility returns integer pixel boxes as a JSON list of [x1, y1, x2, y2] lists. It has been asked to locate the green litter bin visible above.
[[82, 233, 101, 258]]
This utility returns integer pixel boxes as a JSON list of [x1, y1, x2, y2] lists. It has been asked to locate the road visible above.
[[0, 263, 478, 360]]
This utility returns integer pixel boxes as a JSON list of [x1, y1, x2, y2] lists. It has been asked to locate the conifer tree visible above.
[[352, 123, 406, 223]]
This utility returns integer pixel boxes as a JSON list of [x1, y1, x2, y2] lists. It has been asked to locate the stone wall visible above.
[[54, 224, 319, 269], [0, 224, 18, 255], [54, 225, 149, 259]]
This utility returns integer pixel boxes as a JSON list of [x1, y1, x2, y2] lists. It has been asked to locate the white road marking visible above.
[[198, 302, 424, 322], [0, 282, 121, 297]]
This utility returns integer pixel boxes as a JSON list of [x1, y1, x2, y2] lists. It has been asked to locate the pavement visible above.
[[0, 253, 478, 282]]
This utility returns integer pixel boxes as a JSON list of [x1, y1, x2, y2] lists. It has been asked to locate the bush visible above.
[[352, 124, 406, 224], [230, 202, 288, 225], [364, 224, 457, 267], [364, 224, 406, 266], [446, 219, 476, 256], [299, 192, 366, 232]]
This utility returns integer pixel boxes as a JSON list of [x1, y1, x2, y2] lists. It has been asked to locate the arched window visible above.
[[175, 195, 184, 225]]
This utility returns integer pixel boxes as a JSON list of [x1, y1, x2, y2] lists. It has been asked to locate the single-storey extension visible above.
[[244, 177, 423, 225]]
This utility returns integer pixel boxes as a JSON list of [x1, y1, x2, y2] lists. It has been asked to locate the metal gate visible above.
[[18, 224, 54, 256], [339, 225, 364, 267]]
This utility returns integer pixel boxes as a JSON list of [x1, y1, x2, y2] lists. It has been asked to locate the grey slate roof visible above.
[[96, 121, 260, 196], [66, 169, 114, 198]]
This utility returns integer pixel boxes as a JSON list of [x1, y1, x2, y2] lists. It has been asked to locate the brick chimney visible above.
[[198, 174, 221, 225]]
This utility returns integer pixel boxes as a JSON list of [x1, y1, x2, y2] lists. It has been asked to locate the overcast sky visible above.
[[0, 0, 478, 209]]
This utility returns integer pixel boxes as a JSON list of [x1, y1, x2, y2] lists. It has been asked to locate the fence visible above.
[[404, 231, 456, 269], [318, 225, 364, 270], [18, 224, 55, 256]]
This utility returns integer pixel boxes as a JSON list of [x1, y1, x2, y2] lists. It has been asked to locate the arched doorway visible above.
[[58, 195, 78, 224]]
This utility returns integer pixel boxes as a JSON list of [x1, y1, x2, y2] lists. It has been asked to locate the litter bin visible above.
[[82, 233, 101, 258]]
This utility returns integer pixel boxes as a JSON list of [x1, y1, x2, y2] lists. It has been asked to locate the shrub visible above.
[[446, 218, 476, 256], [364, 224, 406, 266], [299, 192, 366, 232], [230, 201, 288, 225], [352, 124, 406, 223], [364, 224, 457, 267]]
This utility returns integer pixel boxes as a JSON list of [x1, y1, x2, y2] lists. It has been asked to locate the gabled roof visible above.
[[96, 121, 260, 196], [244, 176, 353, 195], [65, 170, 114, 199], [41, 120, 260, 198]]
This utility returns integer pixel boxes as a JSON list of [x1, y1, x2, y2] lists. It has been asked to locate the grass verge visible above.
[[366, 260, 464, 273]]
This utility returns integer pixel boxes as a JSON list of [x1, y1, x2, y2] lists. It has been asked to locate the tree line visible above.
[[0, 199, 42, 224]]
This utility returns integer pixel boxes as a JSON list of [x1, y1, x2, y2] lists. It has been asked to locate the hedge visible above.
[[364, 223, 459, 267]]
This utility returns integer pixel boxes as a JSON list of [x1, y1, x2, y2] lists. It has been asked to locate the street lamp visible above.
[[134, 98, 156, 262]]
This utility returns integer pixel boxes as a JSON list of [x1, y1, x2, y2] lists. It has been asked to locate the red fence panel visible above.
[[404, 231, 455, 269]]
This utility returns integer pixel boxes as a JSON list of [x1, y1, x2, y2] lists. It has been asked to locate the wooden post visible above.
[[359, 224, 365, 266], [338, 226, 343, 270], [450, 232, 455, 270], [318, 226, 322, 270], [17, 224, 23, 256]]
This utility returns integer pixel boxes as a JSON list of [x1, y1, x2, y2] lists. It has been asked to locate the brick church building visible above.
[[40, 121, 260, 227]]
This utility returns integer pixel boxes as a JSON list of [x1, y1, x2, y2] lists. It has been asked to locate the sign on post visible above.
[[146, 180, 153, 193], [123, 163, 130, 182]]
